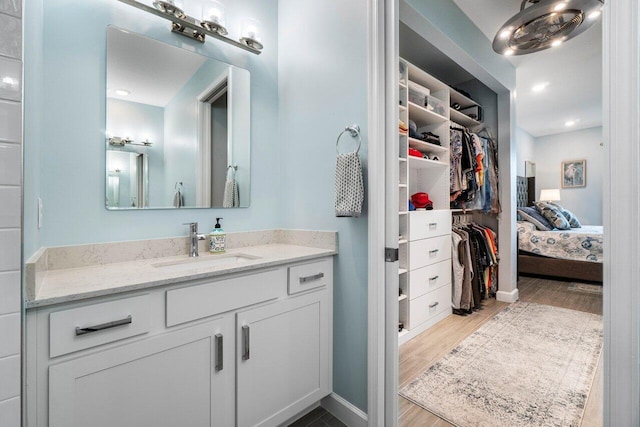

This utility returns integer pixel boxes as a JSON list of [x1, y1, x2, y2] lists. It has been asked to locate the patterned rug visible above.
[[400, 302, 603, 427], [568, 283, 603, 295]]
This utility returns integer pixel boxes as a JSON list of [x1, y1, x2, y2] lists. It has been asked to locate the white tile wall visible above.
[[0, 272, 20, 315], [0, 2, 21, 425]]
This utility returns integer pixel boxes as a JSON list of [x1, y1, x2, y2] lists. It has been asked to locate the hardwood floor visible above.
[[398, 276, 603, 426]]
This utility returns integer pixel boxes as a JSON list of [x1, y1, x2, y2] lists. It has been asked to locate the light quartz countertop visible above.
[[26, 230, 337, 308]]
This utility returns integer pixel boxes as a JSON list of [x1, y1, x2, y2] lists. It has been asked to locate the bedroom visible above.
[[396, 2, 605, 426]]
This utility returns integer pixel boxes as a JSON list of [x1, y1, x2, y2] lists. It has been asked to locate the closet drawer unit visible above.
[[409, 235, 451, 270], [49, 294, 151, 358], [409, 259, 452, 300], [288, 258, 332, 295], [166, 268, 284, 327], [409, 210, 451, 241], [408, 284, 451, 328]]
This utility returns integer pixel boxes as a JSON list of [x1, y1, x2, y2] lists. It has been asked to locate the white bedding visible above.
[[517, 221, 603, 263]]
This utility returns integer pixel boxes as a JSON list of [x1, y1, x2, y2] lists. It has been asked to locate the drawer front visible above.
[[409, 284, 451, 328], [166, 268, 285, 327], [50, 294, 151, 358], [409, 210, 451, 241], [409, 235, 451, 270], [288, 258, 333, 295], [409, 259, 452, 300]]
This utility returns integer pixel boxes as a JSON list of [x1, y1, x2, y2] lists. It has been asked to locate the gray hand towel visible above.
[[335, 151, 364, 217], [223, 178, 239, 208], [173, 189, 183, 208]]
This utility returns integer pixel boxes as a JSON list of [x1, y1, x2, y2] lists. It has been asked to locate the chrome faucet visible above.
[[184, 222, 206, 257]]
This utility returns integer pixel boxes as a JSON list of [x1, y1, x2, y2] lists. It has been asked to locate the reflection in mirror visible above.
[[105, 26, 251, 209]]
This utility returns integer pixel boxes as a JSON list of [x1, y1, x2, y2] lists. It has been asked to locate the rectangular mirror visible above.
[[106, 26, 251, 209]]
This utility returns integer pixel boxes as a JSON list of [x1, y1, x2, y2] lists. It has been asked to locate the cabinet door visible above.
[[236, 291, 330, 427], [49, 319, 230, 427]]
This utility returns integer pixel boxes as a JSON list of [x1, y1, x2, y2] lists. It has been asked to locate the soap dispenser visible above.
[[209, 218, 226, 254]]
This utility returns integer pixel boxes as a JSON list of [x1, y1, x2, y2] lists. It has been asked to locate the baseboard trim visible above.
[[321, 393, 368, 427], [496, 288, 520, 303]]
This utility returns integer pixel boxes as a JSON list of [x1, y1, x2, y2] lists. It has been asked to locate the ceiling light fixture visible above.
[[493, 0, 604, 56], [532, 82, 550, 92], [117, 0, 262, 54]]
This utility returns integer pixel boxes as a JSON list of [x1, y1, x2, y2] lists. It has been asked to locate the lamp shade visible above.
[[539, 188, 561, 202]]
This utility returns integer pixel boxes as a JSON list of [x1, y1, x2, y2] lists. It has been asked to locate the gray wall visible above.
[[0, 0, 22, 424]]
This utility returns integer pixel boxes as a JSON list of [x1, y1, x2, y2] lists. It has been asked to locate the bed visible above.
[[516, 176, 603, 283]]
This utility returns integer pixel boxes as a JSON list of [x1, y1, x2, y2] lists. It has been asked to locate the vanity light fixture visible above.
[[117, 0, 262, 55], [493, 0, 604, 56], [108, 136, 153, 147]]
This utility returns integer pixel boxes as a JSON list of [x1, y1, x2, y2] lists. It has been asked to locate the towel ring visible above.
[[336, 124, 362, 154]]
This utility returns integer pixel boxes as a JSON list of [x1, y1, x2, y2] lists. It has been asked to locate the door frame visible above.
[[366, 1, 640, 425]]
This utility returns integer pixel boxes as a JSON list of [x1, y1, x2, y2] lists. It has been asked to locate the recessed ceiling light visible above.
[[565, 120, 576, 127], [553, 2, 568, 12], [532, 82, 550, 93], [114, 89, 131, 96], [551, 39, 563, 47], [504, 48, 515, 56]]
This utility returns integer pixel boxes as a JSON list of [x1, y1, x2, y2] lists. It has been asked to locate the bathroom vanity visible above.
[[25, 230, 336, 427]]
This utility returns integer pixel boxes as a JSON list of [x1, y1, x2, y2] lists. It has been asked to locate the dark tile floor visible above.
[[287, 406, 347, 427]]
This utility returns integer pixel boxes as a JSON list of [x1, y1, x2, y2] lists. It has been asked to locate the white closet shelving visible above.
[[398, 59, 486, 346]]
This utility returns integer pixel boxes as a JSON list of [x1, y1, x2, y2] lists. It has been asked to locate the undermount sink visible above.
[[152, 253, 261, 273]]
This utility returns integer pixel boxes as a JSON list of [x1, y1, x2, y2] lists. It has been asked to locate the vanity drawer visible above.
[[409, 259, 452, 300], [409, 235, 451, 270], [409, 210, 451, 241], [166, 268, 285, 327], [409, 284, 450, 328], [49, 294, 151, 358], [288, 258, 333, 295]]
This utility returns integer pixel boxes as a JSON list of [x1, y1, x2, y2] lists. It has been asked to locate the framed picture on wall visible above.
[[561, 159, 586, 188]]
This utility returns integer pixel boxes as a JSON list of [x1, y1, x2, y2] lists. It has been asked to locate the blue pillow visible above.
[[535, 202, 571, 230], [550, 202, 582, 228], [517, 207, 554, 231]]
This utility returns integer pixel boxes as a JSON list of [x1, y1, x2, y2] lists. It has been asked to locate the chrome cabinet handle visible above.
[[242, 325, 250, 361], [429, 249, 439, 255], [429, 302, 439, 308], [75, 315, 132, 336], [429, 275, 439, 282], [215, 333, 223, 372], [299, 272, 325, 284]]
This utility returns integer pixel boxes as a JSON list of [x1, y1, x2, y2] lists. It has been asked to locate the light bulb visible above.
[[241, 19, 261, 42], [551, 39, 563, 47], [553, 2, 567, 12], [202, 1, 225, 26], [504, 48, 514, 56]]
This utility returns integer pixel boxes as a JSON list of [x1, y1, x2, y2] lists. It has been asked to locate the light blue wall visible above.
[[278, 0, 369, 412], [24, 0, 278, 257], [107, 98, 165, 207]]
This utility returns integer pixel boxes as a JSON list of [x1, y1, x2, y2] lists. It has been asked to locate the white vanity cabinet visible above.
[[26, 257, 333, 427]]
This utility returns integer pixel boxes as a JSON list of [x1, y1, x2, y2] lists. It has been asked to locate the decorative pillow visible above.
[[516, 206, 554, 231], [534, 202, 571, 230], [549, 202, 582, 228]]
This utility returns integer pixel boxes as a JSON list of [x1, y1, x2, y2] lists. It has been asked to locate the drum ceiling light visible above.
[[493, 0, 604, 56]]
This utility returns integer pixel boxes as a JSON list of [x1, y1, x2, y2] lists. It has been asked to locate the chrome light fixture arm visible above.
[[116, 0, 262, 55]]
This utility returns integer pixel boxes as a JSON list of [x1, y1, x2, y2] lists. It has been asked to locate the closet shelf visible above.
[[407, 64, 449, 94], [408, 102, 449, 126], [449, 87, 480, 110], [399, 268, 408, 275], [399, 157, 407, 163], [398, 329, 409, 338], [399, 239, 408, 245], [450, 108, 482, 128], [408, 137, 448, 154], [399, 184, 407, 188], [399, 211, 408, 215], [398, 294, 407, 302], [399, 105, 407, 112], [409, 156, 448, 169], [399, 80, 407, 88]]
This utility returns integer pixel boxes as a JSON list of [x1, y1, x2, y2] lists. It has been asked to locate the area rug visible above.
[[400, 302, 603, 427], [568, 283, 603, 295]]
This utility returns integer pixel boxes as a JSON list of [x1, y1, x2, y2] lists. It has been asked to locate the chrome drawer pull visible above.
[[429, 275, 439, 281], [75, 315, 132, 336], [428, 222, 437, 228], [429, 302, 439, 309], [299, 272, 325, 284], [215, 333, 223, 372], [429, 249, 439, 255], [242, 325, 250, 361]]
